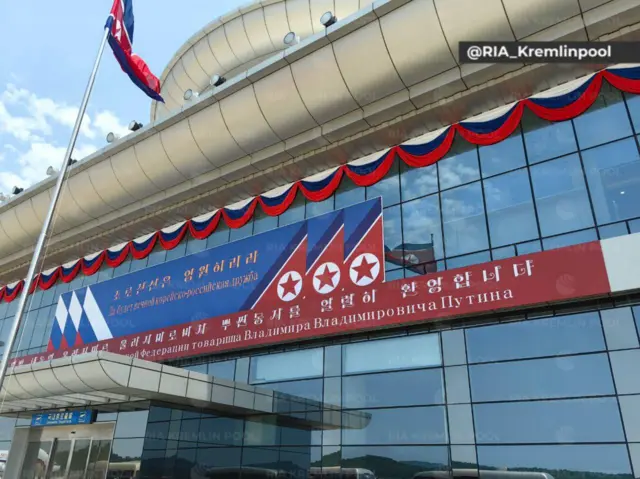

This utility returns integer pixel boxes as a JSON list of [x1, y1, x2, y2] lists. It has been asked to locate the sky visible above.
[[0, 0, 245, 194]]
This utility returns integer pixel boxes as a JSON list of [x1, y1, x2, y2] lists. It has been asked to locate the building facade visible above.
[[1, 0, 640, 478]]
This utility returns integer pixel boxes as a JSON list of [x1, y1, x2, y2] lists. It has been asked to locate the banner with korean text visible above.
[[45, 198, 384, 353], [13, 212, 613, 367]]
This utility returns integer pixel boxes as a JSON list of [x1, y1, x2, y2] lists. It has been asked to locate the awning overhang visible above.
[[0, 352, 369, 430]]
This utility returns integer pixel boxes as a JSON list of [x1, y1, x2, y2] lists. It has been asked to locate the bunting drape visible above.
[[2, 64, 639, 303]]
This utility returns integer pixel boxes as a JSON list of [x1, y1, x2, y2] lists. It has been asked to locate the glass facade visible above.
[[119, 303, 640, 479]]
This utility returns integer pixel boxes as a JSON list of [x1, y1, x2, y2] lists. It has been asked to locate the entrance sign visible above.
[[31, 410, 95, 427], [14, 239, 610, 367], [47, 199, 384, 352]]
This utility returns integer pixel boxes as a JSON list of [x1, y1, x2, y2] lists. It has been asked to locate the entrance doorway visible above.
[[20, 423, 114, 479]]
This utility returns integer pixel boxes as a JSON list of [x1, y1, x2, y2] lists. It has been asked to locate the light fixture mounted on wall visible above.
[[183, 89, 199, 101], [210, 74, 226, 88], [128, 120, 143, 132], [46, 166, 58, 177], [106, 132, 120, 144], [283, 32, 300, 46], [11, 186, 23, 195], [320, 11, 337, 27]]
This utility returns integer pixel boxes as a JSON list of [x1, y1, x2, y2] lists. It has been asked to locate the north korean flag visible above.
[[105, 0, 164, 102]]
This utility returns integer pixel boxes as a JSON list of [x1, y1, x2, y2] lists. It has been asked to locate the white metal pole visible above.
[[0, 27, 111, 393]]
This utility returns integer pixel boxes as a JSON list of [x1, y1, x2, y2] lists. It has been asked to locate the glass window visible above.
[[179, 418, 200, 446], [479, 131, 526, 177], [342, 369, 443, 408], [446, 251, 490, 270], [543, 228, 597, 251], [402, 195, 444, 261], [626, 93, 640, 132], [129, 257, 148, 273], [474, 397, 624, 444], [306, 196, 334, 219], [114, 410, 149, 438], [582, 138, 640, 224], [199, 416, 244, 446], [466, 313, 605, 363], [477, 445, 632, 478], [445, 366, 470, 404], [599, 222, 628, 239], [185, 237, 207, 255], [335, 180, 365, 210], [609, 349, 640, 394], [343, 334, 441, 375], [385, 269, 404, 281], [522, 111, 577, 164], [448, 403, 474, 444], [40, 286, 56, 307], [469, 354, 615, 402], [165, 241, 186, 261], [442, 329, 466, 366], [268, 378, 324, 409], [196, 447, 242, 471], [400, 162, 438, 201], [516, 239, 541, 255], [383, 205, 403, 271], [29, 306, 52, 349], [442, 182, 489, 256], [340, 446, 449, 479], [342, 406, 447, 445], [146, 248, 166, 266], [96, 265, 114, 283], [207, 360, 235, 380], [278, 195, 305, 227], [635, 306, 640, 337], [492, 245, 515, 260], [619, 395, 640, 442], [250, 348, 323, 384], [324, 345, 342, 377], [112, 259, 131, 278], [573, 85, 632, 149], [109, 438, 143, 468], [438, 141, 480, 189], [229, 221, 252, 241], [366, 161, 400, 206], [252, 209, 278, 235], [530, 155, 594, 236], [206, 223, 230, 248], [484, 169, 538, 247], [601, 307, 639, 350]]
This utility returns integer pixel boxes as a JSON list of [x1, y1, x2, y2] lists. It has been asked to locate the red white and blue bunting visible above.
[[2, 64, 640, 303]]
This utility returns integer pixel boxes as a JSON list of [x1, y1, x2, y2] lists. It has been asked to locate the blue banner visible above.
[[31, 410, 95, 427], [49, 199, 383, 352]]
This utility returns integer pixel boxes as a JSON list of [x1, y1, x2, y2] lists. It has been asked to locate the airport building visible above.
[[1, 0, 640, 478]]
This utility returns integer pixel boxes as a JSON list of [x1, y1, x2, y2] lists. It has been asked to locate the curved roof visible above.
[[0, 351, 370, 429], [0, 0, 637, 284], [152, 0, 376, 121]]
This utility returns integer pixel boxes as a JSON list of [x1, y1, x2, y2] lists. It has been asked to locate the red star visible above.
[[315, 265, 337, 289], [353, 257, 376, 282], [279, 273, 299, 297]]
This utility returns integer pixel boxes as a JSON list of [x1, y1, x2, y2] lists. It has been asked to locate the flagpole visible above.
[[0, 27, 111, 393]]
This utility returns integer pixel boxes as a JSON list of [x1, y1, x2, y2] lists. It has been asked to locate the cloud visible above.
[[0, 83, 128, 143], [92, 111, 130, 139], [0, 142, 97, 192], [0, 83, 131, 193]]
